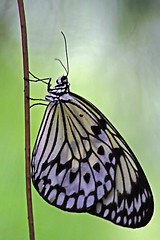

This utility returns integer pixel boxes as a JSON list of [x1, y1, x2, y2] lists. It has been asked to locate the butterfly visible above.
[[31, 33, 154, 228]]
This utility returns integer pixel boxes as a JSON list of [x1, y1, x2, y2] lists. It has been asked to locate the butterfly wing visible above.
[[71, 92, 154, 228], [32, 91, 153, 227], [32, 93, 115, 211]]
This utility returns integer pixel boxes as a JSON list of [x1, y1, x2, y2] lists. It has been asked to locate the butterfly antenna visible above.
[[61, 31, 69, 77], [55, 58, 68, 75]]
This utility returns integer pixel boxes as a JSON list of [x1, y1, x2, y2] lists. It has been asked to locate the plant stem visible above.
[[17, 0, 35, 239]]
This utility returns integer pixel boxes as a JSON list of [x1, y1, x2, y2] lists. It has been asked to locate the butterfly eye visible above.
[[61, 75, 68, 83]]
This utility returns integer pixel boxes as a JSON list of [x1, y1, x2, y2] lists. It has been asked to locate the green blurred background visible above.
[[0, 0, 160, 239]]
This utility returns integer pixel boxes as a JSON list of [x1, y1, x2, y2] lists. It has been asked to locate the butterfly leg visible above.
[[26, 96, 48, 108], [29, 102, 48, 108], [24, 71, 51, 85]]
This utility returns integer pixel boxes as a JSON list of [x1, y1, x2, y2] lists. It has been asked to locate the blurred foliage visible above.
[[0, 0, 160, 239]]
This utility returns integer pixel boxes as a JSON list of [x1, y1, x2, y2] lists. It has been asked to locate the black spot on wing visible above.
[[93, 162, 100, 173], [113, 147, 124, 157], [99, 118, 107, 129], [41, 160, 50, 171], [104, 175, 110, 182], [104, 162, 111, 169], [109, 153, 113, 161], [42, 176, 51, 185], [56, 163, 65, 176], [84, 173, 91, 184], [97, 145, 105, 155], [91, 125, 101, 135], [109, 148, 124, 163], [70, 171, 78, 184], [56, 161, 72, 176]]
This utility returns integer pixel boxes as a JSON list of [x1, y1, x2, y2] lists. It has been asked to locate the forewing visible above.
[[32, 95, 115, 211]]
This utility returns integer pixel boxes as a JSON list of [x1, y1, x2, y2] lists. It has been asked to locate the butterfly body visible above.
[[32, 74, 154, 228]]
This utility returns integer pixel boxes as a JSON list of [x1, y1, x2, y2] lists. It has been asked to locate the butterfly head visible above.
[[45, 74, 70, 102], [56, 74, 68, 84]]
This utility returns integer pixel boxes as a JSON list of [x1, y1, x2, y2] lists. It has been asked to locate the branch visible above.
[[17, 1, 35, 239]]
